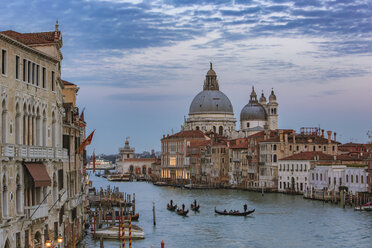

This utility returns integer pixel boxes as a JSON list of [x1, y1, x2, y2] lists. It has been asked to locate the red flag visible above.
[[80, 108, 85, 122], [92, 151, 96, 173], [77, 130, 95, 154]]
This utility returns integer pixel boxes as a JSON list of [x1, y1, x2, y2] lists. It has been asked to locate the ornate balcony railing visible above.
[[1, 144, 68, 161]]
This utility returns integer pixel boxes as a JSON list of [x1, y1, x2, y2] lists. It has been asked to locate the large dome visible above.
[[240, 102, 267, 121], [189, 90, 234, 115]]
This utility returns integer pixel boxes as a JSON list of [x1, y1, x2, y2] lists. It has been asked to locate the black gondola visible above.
[[214, 207, 255, 216], [176, 209, 189, 216], [191, 203, 200, 211], [167, 203, 177, 211]]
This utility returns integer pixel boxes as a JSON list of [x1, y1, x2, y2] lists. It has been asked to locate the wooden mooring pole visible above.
[[153, 202, 156, 226]]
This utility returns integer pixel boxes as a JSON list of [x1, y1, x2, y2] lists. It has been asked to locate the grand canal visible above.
[[79, 175, 372, 248]]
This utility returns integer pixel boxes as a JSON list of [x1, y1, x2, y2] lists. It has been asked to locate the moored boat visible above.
[[355, 202, 372, 212], [94, 225, 144, 240], [214, 207, 255, 216]]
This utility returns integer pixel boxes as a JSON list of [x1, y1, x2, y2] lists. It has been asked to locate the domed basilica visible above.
[[184, 64, 278, 138]]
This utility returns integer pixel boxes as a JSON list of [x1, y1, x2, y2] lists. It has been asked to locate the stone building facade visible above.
[[0, 26, 68, 247], [61, 80, 87, 247], [161, 130, 209, 183]]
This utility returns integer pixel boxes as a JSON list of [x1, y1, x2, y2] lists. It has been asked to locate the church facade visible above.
[[184, 64, 279, 137]]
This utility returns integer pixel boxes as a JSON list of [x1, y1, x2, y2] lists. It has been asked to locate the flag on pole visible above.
[[80, 107, 85, 122], [92, 150, 96, 173], [77, 130, 95, 154]]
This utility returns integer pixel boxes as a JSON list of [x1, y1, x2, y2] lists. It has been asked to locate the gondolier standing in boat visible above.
[[170, 199, 173, 206], [182, 204, 185, 211], [244, 204, 247, 213], [194, 199, 197, 207]]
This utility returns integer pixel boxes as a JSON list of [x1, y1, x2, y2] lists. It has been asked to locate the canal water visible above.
[[79, 174, 372, 248]]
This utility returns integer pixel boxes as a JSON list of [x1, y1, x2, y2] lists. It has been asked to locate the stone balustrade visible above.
[[24, 204, 49, 220], [0, 144, 68, 161]]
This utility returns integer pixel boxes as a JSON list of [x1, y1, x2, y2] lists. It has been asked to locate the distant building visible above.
[[116, 139, 157, 177]]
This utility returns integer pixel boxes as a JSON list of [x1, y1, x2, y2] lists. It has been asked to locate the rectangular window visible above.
[[28, 61, 31, 83], [42, 67, 46, 88], [16, 232, 21, 248], [51, 71, 55, 91], [25, 230, 29, 248], [36, 65, 40, 86], [58, 169, 63, 190], [1, 49, 7, 75], [361, 176, 363, 184], [15, 55, 20, 79], [23, 59, 26, 81], [32, 63, 35, 84]]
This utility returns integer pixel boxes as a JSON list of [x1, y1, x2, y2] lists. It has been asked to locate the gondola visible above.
[[167, 203, 177, 211], [191, 203, 200, 211], [176, 209, 189, 216], [214, 207, 255, 216]]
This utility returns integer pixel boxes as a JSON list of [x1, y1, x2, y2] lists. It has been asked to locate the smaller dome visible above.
[[240, 102, 267, 121]]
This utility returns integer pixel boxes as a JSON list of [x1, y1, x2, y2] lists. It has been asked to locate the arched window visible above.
[[34, 231, 42, 248], [213, 126, 216, 133], [142, 165, 147, 175], [36, 107, 41, 146], [273, 154, 277, 162], [52, 111, 56, 147], [2, 100, 7, 143], [23, 104, 27, 145], [195, 126, 199, 130], [15, 103, 21, 145], [2, 174, 8, 217], [16, 174, 22, 214], [219, 126, 223, 135], [42, 110, 47, 146], [247, 122, 250, 128], [53, 173, 58, 203]]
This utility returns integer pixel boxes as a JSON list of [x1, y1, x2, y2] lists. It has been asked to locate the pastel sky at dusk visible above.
[[1, 0, 372, 154]]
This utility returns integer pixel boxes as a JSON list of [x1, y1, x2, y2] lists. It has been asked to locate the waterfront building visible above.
[[61, 80, 87, 246], [228, 131, 265, 189], [308, 164, 368, 197], [160, 130, 209, 183], [259, 128, 339, 191], [0, 25, 68, 247], [115, 139, 157, 178], [278, 152, 333, 194]]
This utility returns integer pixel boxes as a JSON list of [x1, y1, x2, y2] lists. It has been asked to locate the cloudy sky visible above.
[[1, 0, 372, 154]]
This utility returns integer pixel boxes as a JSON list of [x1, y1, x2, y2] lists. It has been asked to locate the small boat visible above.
[[355, 202, 372, 212], [176, 209, 189, 216], [191, 203, 200, 211], [94, 225, 145, 240], [167, 203, 177, 211], [214, 207, 255, 216]]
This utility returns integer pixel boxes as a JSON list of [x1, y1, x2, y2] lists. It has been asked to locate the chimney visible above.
[[321, 129, 324, 138], [292, 130, 296, 144], [327, 131, 332, 144], [163, 135, 165, 138], [284, 133, 288, 143], [334, 132, 337, 142]]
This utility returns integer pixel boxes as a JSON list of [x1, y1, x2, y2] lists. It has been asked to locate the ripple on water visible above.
[[78, 177, 372, 248]]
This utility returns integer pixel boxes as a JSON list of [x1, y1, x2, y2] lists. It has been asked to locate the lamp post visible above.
[[45, 240, 52, 248]]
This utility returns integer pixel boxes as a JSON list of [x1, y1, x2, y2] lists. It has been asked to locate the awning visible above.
[[24, 163, 52, 187]]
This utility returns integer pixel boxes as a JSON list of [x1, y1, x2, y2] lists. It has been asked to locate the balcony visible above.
[[1, 144, 15, 158], [25, 204, 48, 220], [5, 145, 70, 161]]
